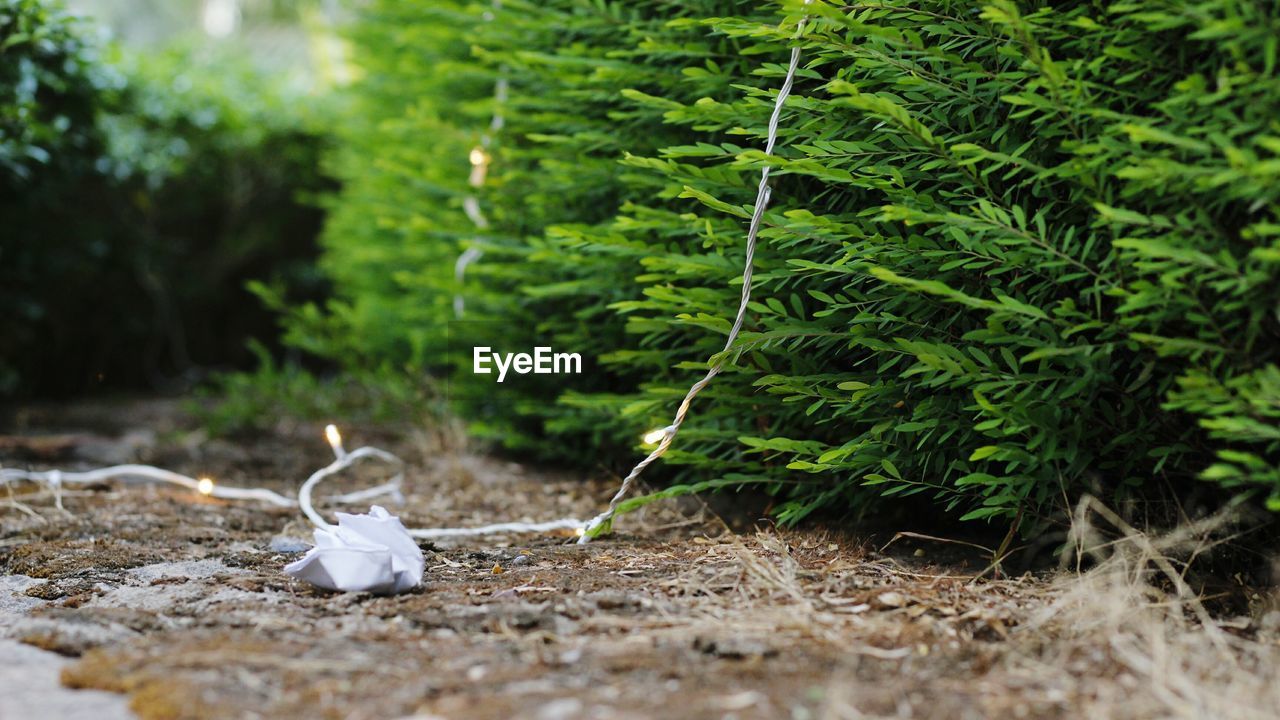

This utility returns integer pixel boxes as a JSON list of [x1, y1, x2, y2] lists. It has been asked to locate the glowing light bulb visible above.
[[469, 147, 487, 166], [202, 0, 240, 39], [643, 426, 670, 445], [197, 477, 215, 496], [325, 424, 347, 459]]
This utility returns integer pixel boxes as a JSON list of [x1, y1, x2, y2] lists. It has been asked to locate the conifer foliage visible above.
[[300, 0, 1280, 529]]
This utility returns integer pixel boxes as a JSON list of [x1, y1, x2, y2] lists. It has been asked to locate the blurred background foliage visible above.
[[1, 0, 341, 398], [63, 0, 354, 87]]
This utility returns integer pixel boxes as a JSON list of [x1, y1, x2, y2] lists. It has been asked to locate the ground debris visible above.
[[692, 634, 778, 660], [2, 399, 1278, 720]]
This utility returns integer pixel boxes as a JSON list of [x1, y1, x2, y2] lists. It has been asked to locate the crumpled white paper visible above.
[[284, 506, 425, 594]]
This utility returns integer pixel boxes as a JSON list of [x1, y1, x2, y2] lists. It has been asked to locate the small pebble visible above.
[[874, 591, 907, 609], [537, 698, 582, 720]]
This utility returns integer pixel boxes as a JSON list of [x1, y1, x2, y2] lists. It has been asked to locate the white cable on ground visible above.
[[296, 425, 407, 529], [1, 422, 581, 540], [296, 426, 585, 537], [407, 517, 583, 539], [0, 464, 297, 507], [578, 5, 811, 543], [0, 424, 405, 513]]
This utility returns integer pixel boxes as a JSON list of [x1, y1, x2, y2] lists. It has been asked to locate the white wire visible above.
[[0, 430, 580, 542], [578, 6, 811, 543], [294, 436, 584, 537], [453, 244, 485, 317], [1, 465, 297, 507], [296, 445, 405, 529], [407, 517, 582, 539], [453, 3, 509, 320]]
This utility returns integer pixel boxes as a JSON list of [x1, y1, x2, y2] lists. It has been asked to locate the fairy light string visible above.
[[296, 424, 406, 529], [2, 424, 583, 540], [578, 4, 812, 543], [453, 0, 509, 319], [296, 427, 584, 538], [0, 426, 406, 513], [1, 464, 297, 507]]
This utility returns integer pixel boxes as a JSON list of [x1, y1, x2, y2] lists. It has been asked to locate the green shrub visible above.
[[1, 0, 118, 393], [295, 0, 1280, 530], [95, 45, 334, 382], [0, 0, 116, 185], [1, 2, 331, 397], [194, 340, 434, 436]]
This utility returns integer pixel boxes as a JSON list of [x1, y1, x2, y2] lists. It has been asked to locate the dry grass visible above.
[[814, 498, 1280, 720], [1002, 498, 1280, 720]]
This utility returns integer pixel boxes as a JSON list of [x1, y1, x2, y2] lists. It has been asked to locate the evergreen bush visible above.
[[291, 0, 1280, 531]]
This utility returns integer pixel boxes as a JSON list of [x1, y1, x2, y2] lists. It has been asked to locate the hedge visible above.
[[288, 0, 1280, 531], [2, 0, 115, 393], [1, 0, 330, 397]]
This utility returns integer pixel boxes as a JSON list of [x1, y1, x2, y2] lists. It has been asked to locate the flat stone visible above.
[[269, 536, 312, 553], [0, 639, 134, 720], [0, 575, 44, 633]]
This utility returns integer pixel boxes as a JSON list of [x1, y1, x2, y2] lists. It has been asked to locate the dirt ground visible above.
[[2, 398, 1278, 720]]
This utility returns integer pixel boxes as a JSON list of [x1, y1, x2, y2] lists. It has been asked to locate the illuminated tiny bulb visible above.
[[325, 424, 346, 458], [197, 477, 215, 496], [468, 148, 489, 188], [643, 425, 674, 445]]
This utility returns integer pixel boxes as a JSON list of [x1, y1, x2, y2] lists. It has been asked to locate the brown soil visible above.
[[2, 398, 1278, 720]]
